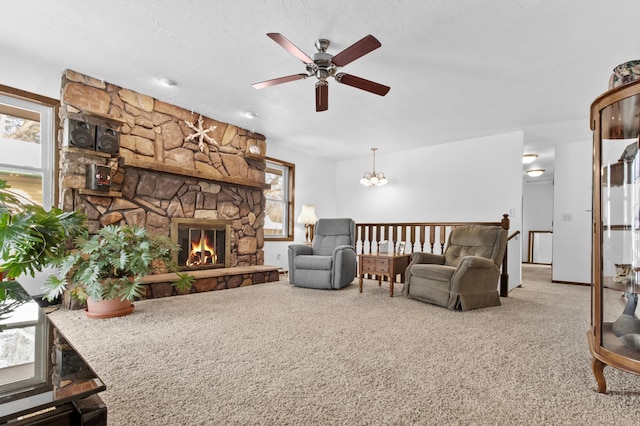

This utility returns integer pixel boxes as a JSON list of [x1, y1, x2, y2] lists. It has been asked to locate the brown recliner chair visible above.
[[402, 224, 507, 311]]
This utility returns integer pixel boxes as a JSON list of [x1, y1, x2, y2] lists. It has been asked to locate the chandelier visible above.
[[360, 147, 388, 187]]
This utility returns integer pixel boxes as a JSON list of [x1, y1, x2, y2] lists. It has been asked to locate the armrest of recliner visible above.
[[403, 252, 446, 292], [288, 244, 314, 284], [332, 244, 356, 255], [331, 245, 357, 265], [289, 244, 313, 256], [410, 252, 445, 266], [331, 245, 357, 289], [450, 255, 498, 292]]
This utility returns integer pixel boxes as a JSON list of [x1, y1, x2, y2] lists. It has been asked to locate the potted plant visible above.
[[0, 179, 87, 283], [43, 224, 194, 318]]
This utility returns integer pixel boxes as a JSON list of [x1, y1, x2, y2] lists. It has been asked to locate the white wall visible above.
[[16, 267, 58, 297], [552, 140, 592, 284], [262, 141, 338, 270], [335, 132, 523, 224], [335, 131, 524, 291], [522, 182, 554, 262]]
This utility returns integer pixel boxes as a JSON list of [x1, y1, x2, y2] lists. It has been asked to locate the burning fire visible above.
[[186, 233, 217, 267]]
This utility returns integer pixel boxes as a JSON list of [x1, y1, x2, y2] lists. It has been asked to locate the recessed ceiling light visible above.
[[243, 111, 258, 119], [526, 169, 545, 177], [158, 78, 178, 87]]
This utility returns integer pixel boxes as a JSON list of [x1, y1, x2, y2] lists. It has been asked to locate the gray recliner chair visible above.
[[288, 218, 357, 289], [403, 224, 507, 311]]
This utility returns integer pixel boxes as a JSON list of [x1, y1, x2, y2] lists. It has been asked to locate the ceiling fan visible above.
[[252, 33, 390, 112]]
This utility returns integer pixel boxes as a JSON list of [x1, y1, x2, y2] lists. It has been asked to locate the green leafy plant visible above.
[[43, 224, 194, 303], [0, 179, 87, 280]]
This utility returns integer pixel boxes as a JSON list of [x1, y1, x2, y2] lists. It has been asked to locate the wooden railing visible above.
[[355, 214, 511, 296]]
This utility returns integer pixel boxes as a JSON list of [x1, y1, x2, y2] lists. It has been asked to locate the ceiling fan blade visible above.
[[252, 73, 308, 89], [335, 73, 390, 96], [331, 34, 381, 67], [266, 33, 314, 64], [316, 82, 328, 112]]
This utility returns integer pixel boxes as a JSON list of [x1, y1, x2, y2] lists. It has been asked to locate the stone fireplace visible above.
[[57, 70, 279, 299]]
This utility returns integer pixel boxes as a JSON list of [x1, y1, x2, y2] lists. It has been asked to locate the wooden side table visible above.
[[358, 253, 412, 297]]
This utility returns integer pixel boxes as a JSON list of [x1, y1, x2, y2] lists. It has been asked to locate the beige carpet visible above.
[[48, 265, 640, 425]]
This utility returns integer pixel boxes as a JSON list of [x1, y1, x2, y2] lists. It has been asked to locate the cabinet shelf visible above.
[[602, 224, 640, 231]]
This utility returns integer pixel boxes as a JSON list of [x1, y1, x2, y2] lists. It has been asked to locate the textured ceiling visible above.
[[2, 0, 639, 181]]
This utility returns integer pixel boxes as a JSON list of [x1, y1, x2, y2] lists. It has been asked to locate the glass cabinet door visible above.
[[591, 85, 640, 393], [600, 94, 640, 302]]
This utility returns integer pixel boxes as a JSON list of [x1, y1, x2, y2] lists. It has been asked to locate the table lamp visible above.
[[297, 205, 318, 244]]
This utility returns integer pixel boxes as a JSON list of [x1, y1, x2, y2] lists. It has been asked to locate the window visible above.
[[0, 87, 57, 394], [0, 85, 58, 209], [264, 157, 294, 240], [0, 297, 48, 394]]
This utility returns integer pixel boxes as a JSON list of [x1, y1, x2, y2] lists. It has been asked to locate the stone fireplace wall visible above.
[[58, 70, 268, 267]]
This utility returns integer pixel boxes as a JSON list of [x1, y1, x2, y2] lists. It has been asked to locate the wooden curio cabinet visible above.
[[589, 78, 640, 393]]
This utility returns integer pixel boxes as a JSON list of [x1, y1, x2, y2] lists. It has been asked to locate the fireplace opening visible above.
[[183, 228, 222, 268], [171, 219, 231, 270]]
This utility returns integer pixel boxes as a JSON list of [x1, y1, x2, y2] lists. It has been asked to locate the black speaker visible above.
[[95, 126, 120, 154], [68, 119, 95, 149]]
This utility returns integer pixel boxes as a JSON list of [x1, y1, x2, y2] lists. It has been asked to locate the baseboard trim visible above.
[[551, 280, 590, 287]]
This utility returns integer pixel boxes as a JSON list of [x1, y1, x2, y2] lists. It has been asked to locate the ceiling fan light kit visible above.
[[253, 33, 390, 111]]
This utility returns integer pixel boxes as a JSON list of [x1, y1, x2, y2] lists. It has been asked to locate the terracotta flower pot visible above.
[[85, 297, 134, 319]]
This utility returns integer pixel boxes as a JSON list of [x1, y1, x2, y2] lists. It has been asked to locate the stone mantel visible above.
[[124, 156, 270, 190]]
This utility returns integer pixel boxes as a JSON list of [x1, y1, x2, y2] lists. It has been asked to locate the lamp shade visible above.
[[297, 205, 318, 225]]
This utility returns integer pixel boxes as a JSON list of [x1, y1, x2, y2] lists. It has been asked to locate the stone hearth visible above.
[[139, 266, 280, 299]]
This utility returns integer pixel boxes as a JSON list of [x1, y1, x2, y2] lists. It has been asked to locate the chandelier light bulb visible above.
[[377, 173, 388, 186], [360, 174, 373, 186]]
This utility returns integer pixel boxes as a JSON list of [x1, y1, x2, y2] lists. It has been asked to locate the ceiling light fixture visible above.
[[522, 154, 538, 164], [526, 169, 545, 177], [243, 111, 258, 119], [360, 147, 388, 187], [158, 78, 178, 87]]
